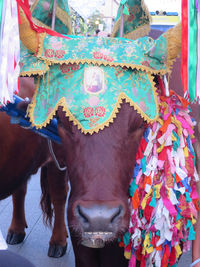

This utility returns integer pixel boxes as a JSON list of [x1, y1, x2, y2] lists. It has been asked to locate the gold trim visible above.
[[20, 67, 49, 77], [27, 73, 159, 135], [37, 57, 169, 76]]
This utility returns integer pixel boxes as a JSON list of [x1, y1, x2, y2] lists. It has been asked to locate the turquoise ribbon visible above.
[[120, 0, 130, 15], [0, 1, 3, 25], [0, 0, 4, 42], [188, 0, 197, 102]]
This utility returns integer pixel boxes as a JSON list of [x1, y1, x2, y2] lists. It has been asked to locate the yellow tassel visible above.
[[141, 189, 152, 209], [124, 251, 132, 259], [176, 220, 182, 230], [175, 243, 182, 258], [184, 147, 189, 157], [154, 184, 161, 199]]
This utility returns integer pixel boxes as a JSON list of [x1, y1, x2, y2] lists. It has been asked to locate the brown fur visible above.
[[57, 102, 145, 267], [0, 77, 68, 257]]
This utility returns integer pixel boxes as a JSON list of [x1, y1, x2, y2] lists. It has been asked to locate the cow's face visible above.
[[57, 101, 145, 248]]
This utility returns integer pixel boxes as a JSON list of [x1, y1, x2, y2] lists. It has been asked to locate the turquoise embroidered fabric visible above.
[[19, 33, 169, 134], [37, 35, 168, 73], [20, 44, 49, 75], [28, 63, 158, 133]]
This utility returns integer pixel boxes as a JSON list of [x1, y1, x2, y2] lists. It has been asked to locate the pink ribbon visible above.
[[176, 116, 194, 135]]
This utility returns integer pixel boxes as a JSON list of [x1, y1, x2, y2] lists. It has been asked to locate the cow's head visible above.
[[57, 103, 145, 247]]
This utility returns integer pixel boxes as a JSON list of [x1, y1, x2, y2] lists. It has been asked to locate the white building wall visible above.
[[144, 0, 181, 13]]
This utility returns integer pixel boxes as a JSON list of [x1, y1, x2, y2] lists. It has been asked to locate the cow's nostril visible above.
[[75, 203, 124, 232], [77, 205, 89, 224], [111, 205, 123, 224]]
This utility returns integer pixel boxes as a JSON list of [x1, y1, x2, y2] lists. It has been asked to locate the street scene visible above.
[[0, 0, 199, 266]]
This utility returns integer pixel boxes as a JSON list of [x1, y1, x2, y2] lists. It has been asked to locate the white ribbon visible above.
[[0, 0, 20, 105]]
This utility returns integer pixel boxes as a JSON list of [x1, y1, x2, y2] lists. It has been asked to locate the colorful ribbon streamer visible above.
[[181, 0, 200, 102], [119, 89, 199, 266]]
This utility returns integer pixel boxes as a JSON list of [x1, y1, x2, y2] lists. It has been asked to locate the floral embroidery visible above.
[[60, 63, 79, 74], [88, 117, 100, 128], [83, 107, 94, 118], [141, 61, 151, 67], [54, 50, 65, 59], [95, 107, 106, 117], [44, 49, 54, 58], [83, 106, 106, 119], [93, 52, 114, 62]]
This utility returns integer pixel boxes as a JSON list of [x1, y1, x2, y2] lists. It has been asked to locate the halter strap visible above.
[[191, 258, 200, 267], [48, 139, 67, 171]]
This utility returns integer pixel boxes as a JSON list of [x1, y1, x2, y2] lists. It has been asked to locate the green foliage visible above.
[[70, 8, 87, 35], [86, 10, 106, 36], [70, 9, 106, 36]]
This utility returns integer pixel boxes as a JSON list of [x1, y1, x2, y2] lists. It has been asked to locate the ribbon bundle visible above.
[[0, 0, 20, 105], [120, 91, 199, 266], [181, 0, 200, 102]]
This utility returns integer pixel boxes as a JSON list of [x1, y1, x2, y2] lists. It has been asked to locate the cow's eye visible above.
[[139, 121, 145, 129], [129, 118, 145, 134]]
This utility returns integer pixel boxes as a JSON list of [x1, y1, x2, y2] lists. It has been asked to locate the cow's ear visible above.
[[145, 23, 181, 70]]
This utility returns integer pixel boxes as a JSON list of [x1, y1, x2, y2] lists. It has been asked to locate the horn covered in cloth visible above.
[[18, 6, 39, 54], [164, 22, 182, 68]]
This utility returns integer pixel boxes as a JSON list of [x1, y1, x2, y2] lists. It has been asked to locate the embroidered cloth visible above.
[[27, 63, 158, 134], [36, 34, 168, 73], [20, 34, 169, 134]]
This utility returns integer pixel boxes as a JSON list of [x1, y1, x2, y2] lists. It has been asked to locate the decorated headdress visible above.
[[18, 0, 181, 134], [111, 0, 151, 39]]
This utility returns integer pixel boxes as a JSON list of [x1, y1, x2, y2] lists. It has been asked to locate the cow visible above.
[[0, 77, 68, 258], [15, 5, 200, 266]]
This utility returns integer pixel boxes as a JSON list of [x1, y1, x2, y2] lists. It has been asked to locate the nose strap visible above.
[[190, 258, 200, 267]]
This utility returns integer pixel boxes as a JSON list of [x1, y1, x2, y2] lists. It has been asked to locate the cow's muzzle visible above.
[[74, 202, 125, 248]]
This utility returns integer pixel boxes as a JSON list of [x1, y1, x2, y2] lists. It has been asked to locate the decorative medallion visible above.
[[84, 67, 105, 94]]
